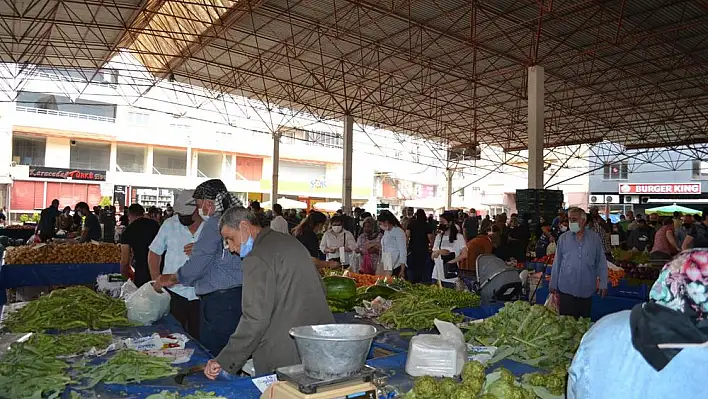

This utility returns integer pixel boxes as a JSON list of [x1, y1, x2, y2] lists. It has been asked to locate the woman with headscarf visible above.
[[292, 211, 338, 270], [356, 217, 382, 275], [568, 249, 708, 398], [406, 209, 433, 283]]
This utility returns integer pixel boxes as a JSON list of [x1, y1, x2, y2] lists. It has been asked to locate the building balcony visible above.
[[16, 106, 115, 123]]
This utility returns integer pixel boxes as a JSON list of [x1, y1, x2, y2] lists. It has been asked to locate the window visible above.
[[116, 145, 146, 173], [153, 148, 187, 176], [126, 111, 150, 125], [12, 136, 46, 166], [70, 141, 110, 170], [16, 91, 117, 120], [602, 162, 628, 180], [692, 160, 708, 179]]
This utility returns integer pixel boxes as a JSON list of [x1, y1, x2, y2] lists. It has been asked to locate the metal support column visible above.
[[446, 169, 454, 210], [271, 132, 280, 204], [342, 115, 354, 215], [528, 65, 545, 189]]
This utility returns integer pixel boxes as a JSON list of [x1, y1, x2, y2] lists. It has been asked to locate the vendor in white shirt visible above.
[[269, 203, 289, 235], [431, 212, 466, 288], [320, 215, 356, 266]]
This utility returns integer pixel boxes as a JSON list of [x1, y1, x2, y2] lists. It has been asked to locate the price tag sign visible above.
[[252, 374, 278, 393]]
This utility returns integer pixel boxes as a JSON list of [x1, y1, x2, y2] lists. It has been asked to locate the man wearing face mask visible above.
[[148, 190, 204, 339], [550, 207, 607, 319], [203, 206, 334, 379], [155, 179, 244, 356]]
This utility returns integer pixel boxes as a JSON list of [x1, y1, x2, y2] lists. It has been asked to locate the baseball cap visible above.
[[173, 190, 196, 215]]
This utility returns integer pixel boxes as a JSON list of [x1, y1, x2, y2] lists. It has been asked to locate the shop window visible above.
[[70, 141, 110, 171], [126, 110, 150, 125], [12, 136, 46, 166], [602, 162, 628, 180], [153, 148, 187, 176], [236, 157, 263, 181]]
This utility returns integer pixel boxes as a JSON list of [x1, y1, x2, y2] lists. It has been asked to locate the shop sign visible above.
[[619, 183, 701, 194], [28, 166, 106, 182]]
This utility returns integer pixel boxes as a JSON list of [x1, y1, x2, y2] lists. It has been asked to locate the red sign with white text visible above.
[[619, 183, 701, 194]]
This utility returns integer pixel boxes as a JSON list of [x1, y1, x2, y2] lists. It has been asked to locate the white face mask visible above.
[[198, 206, 210, 221], [569, 222, 581, 233], [332, 226, 343, 233], [560, 225, 568, 232]]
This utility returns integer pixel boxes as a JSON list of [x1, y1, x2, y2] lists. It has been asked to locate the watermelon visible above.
[[322, 276, 357, 301], [364, 285, 399, 299]]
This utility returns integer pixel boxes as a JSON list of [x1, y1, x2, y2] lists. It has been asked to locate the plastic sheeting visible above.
[[0, 262, 120, 304]]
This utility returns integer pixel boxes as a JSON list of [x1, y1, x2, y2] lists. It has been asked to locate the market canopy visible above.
[[644, 204, 702, 217], [1, 1, 707, 151], [313, 201, 343, 213], [260, 197, 307, 210]]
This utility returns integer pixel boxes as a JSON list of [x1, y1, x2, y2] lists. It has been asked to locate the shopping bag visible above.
[[125, 281, 171, 325], [348, 252, 361, 273], [360, 253, 375, 274], [544, 292, 559, 314]]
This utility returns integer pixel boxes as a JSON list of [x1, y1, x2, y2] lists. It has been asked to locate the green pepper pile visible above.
[[0, 342, 73, 399], [406, 284, 481, 308], [3, 286, 131, 332], [377, 293, 464, 330], [79, 349, 178, 387], [23, 332, 113, 357]]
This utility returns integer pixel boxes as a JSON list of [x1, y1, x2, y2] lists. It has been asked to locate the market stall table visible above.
[[0, 262, 120, 305]]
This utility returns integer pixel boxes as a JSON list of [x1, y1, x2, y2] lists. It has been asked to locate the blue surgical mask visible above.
[[240, 235, 254, 258], [569, 222, 581, 233]]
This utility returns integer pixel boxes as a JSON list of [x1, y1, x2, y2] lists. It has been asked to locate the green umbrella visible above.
[[644, 203, 702, 216]]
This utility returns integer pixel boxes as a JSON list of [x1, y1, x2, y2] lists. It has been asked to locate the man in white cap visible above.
[[148, 190, 204, 339]]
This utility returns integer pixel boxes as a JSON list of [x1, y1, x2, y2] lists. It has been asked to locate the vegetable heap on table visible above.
[[464, 301, 591, 369], [522, 368, 567, 396], [405, 284, 480, 308], [342, 271, 393, 288], [4, 242, 121, 264], [323, 276, 400, 312], [377, 293, 463, 330], [23, 332, 113, 357], [0, 342, 73, 399], [3, 286, 131, 332], [404, 362, 538, 399], [78, 349, 178, 387], [147, 391, 228, 399]]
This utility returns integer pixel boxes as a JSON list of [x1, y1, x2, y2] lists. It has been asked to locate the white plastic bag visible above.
[[348, 252, 361, 273], [405, 319, 467, 377], [119, 280, 138, 300], [124, 281, 171, 325]]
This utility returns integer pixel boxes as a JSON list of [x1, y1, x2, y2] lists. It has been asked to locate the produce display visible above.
[[23, 332, 113, 357], [323, 276, 359, 312], [3, 286, 131, 332], [147, 392, 227, 399], [0, 342, 72, 399], [404, 363, 538, 399], [79, 349, 178, 387], [530, 254, 554, 264], [406, 284, 481, 309], [378, 293, 464, 330], [607, 268, 625, 287], [464, 301, 591, 369], [522, 368, 567, 396], [4, 242, 121, 264], [343, 271, 393, 287]]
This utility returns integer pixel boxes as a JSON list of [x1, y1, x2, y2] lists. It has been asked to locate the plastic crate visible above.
[[456, 304, 504, 320], [607, 279, 649, 300]]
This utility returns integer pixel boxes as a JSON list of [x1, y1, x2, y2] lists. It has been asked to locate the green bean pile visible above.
[[377, 294, 464, 330], [405, 284, 480, 308], [79, 349, 178, 387], [147, 392, 228, 399], [23, 332, 113, 357], [0, 344, 73, 399], [3, 286, 131, 332]]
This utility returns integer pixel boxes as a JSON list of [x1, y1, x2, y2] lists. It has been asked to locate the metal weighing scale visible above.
[[261, 364, 385, 399]]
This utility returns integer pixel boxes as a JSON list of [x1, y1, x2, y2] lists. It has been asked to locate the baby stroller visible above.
[[475, 254, 523, 305]]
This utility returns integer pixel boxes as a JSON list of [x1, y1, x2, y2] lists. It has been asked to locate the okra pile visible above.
[[79, 349, 178, 387], [3, 286, 131, 332]]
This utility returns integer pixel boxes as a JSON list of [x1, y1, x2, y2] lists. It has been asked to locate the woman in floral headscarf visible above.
[[568, 249, 708, 398], [356, 217, 382, 275]]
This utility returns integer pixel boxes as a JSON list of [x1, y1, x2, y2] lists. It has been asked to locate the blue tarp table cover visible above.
[[0, 262, 120, 305], [535, 285, 644, 321]]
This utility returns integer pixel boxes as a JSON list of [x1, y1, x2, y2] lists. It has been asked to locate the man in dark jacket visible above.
[[204, 206, 334, 378], [627, 218, 654, 252], [38, 199, 60, 242], [463, 208, 479, 241]]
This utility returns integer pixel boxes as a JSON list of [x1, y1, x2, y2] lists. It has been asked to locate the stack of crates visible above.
[[516, 189, 564, 237]]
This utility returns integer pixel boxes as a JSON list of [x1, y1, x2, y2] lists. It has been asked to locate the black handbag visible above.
[[438, 238, 458, 279]]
